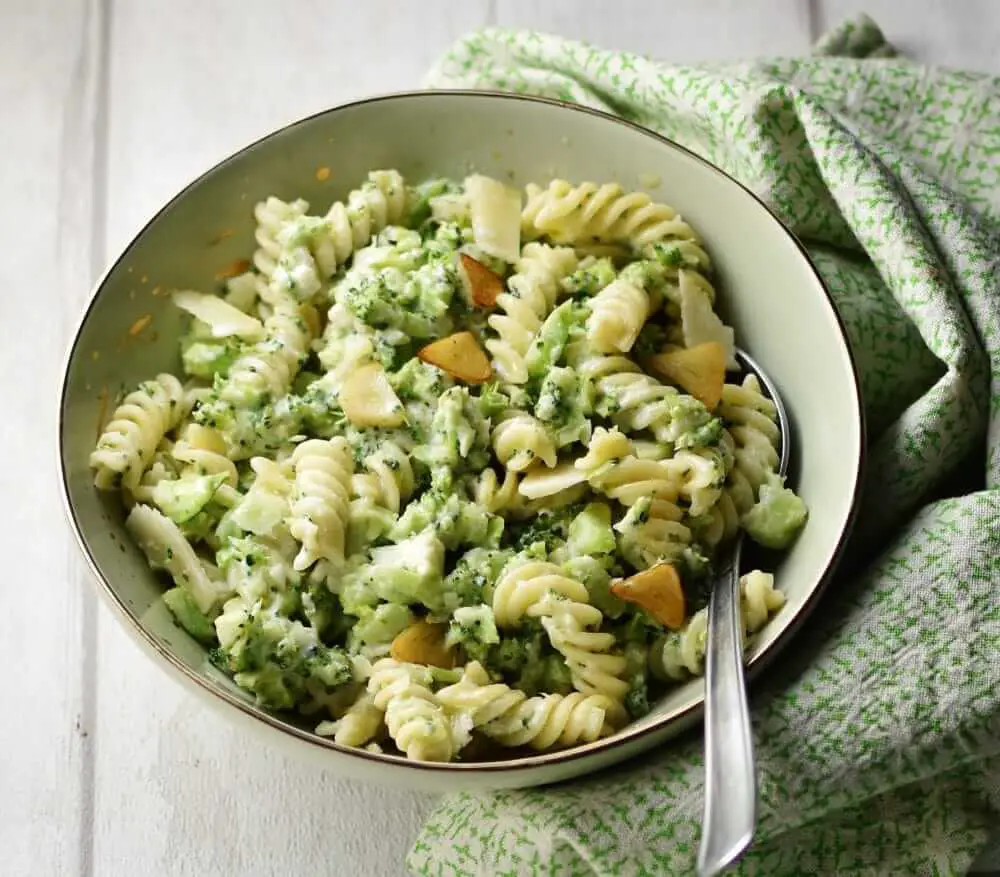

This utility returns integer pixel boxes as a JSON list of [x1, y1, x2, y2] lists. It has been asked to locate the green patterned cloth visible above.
[[409, 14, 1000, 877]]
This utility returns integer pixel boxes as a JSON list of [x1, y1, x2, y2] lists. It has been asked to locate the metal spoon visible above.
[[696, 348, 790, 877]]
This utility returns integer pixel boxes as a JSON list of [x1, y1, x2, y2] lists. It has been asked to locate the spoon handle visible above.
[[697, 537, 756, 877]]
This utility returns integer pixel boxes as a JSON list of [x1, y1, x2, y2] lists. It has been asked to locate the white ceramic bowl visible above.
[[59, 91, 864, 791]]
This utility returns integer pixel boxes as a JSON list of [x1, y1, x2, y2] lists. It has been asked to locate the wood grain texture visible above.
[[8, 1, 994, 875], [1, 0, 104, 875], [95, 3, 487, 875]]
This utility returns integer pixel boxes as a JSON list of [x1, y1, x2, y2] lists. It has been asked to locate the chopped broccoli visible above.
[[446, 604, 500, 665], [214, 597, 354, 711], [476, 382, 512, 419], [369, 529, 445, 604], [292, 377, 348, 438], [152, 473, 227, 524], [415, 386, 491, 477], [444, 547, 514, 608], [534, 366, 592, 447], [492, 625, 573, 697], [181, 337, 240, 380], [622, 641, 651, 719], [347, 603, 414, 651], [194, 393, 302, 459], [633, 321, 670, 361], [503, 507, 578, 554], [405, 177, 460, 228], [524, 300, 588, 380], [163, 586, 217, 645], [390, 489, 503, 552], [299, 579, 343, 640], [568, 502, 617, 555], [561, 257, 617, 298], [742, 473, 808, 549], [391, 357, 454, 404]]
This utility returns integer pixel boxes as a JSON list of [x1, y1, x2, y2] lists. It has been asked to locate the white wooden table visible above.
[[8, 2, 999, 875]]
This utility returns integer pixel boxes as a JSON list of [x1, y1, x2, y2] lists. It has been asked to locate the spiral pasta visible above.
[[615, 496, 693, 570], [90, 373, 186, 492], [367, 659, 458, 762], [576, 427, 679, 509], [740, 570, 785, 633], [218, 303, 313, 412], [586, 274, 652, 354], [577, 349, 718, 447], [486, 242, 578, 383], [252, 196, 309, 283], [318, 692, 385, 748], [522, 179, 699, 250], [350, 441, 415, 515], [492, 561, 629, 711], [718, 375, 781, 496], [172, 424, 239, 491], [464, 467, 522, 515], [659, 448, 726, 517], [99, 169, 808, 764], [435, 662, 619, 749], [492, 412, 558, 472], [649, 570, 785, 680], [288, 437, 353, 571], [312, 170, 408, 278]]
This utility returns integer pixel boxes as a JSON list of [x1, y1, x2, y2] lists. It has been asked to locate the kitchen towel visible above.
[[409, 14, 1000, 877]]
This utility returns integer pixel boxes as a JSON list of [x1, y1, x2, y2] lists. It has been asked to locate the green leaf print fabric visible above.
[[408, 14, 1000, 877]]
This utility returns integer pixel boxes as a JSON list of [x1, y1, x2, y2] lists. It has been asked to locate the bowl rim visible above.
[[59, 87, 867, 774]]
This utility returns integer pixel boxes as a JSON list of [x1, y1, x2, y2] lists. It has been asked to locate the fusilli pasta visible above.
[[435, 662, 618, 749], [91, 374, 186, 492], [522, 179, 699, 249], [486, 242, 578, 383], [288, 438, 353, 571], [367, 659, 459, 762], [492, 412, 558, 472]]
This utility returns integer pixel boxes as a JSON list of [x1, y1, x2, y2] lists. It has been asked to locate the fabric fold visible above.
[[411, 15, 1000, 876]]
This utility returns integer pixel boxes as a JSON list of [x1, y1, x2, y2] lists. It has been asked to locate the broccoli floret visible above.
[[181, 337, 240, 380], [618, 259, 666, 290], [535, 366, 592, 447], [194, 393, 302, 458], [406, 177, 461, 228], [492, 625, 573, 696], [370, 530, 445, 603], [292, 377, 348, 439], [391, 357, 454, 405], [340, 531, 448, 613], [476, 382, 512, 419], [560, 257, 617, 298], [152, 473, 228, 524], [623, 641, 651, 720], [569, 502, 616, 555], [504, 506, 579, 553], [214, 598, 354, 711], [390, 490, 503, 552], [163, 586, 217, 645], [742, 473, 808, 549], [416, 386, 492, 478], [336, 269, 403, 328], [444, 547, 514, 608], [524, 300, 588, 380], [632, 321, 670, 361], [445, 604, 500, 665], [666, 396, 724, 449], [299, 579, 343, 640], [347, 603, 414, 651]]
